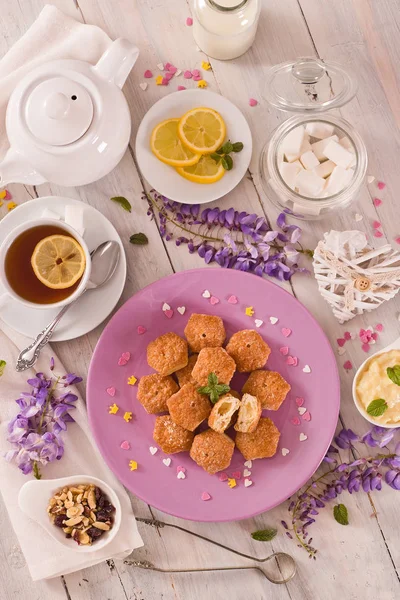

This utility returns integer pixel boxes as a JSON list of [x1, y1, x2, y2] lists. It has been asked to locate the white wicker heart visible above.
[[313, 231, 400, 323]]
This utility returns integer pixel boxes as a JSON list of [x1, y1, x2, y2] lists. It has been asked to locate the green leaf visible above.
[[232, 142, 244, 153], [366, 398, 388, 417], [210, 389, 220, 404], [215, 383, 230, 396], [129, 233, 148, 245], [210, 153, 222, 163], [208, 372, 218, 386], [111, 196, 132, 213], [387, 365, 400, 386], [0, 360, 6, 377], [221, 155, 233, 171], [333, 504, 349, 526], [198, 373, 230, 404], [216, 147, 225, 155], [251, 528, 277, 542], [198, 384, 212, 396], [221, 141, 233, 154]]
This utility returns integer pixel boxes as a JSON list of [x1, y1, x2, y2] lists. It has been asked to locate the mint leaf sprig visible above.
[[198, 372, 230, 404], [333, 504, 349, 526], [251, 528, 277, 542], [387, 365, 400, 386], [210, 140, 244, 171], [366, 398, 388, 418]]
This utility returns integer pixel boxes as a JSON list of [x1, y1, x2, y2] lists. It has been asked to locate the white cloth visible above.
[[0, 6, 143, 580], [0, 4, 111, 160]]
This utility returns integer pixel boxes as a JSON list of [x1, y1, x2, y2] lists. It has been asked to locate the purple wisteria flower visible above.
[[5, 360, 81, 478]]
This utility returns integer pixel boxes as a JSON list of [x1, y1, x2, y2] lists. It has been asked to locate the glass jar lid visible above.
[[263, 57, 357, 113]]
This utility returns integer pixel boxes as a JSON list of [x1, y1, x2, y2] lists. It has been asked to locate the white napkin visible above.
[[0, 320, 143, 581], [0, 4, 111, 160]]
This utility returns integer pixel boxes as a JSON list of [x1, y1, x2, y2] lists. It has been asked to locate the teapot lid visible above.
[[24, 76, 94, 146]]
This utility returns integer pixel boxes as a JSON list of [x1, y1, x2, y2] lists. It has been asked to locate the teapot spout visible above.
[[94, 38, 139, 89], [0, 148, 47, 187]]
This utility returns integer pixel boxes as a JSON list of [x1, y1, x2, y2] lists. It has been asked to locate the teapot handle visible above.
[[94, 38, 139, 89]]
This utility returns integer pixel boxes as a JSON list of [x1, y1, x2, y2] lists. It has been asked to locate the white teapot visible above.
[[0, 38, 139, 187]]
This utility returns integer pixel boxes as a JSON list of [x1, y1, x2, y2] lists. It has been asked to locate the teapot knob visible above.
[[44, 92, 70, 120]]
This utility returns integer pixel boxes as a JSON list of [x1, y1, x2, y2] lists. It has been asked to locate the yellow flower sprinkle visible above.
[[108, 403, 119, 415], [201, 61, 211, 71], [155, 75, 164, 85], [227, 478, 237, 489], [127, 375, 137, 386], [245, 306, 255, 317], [0, 190, 6, 199], [197, 79, 207, 88], [123, 411, 133, 423], [129, 460, 138, 471], [7, 201, 17, 211]]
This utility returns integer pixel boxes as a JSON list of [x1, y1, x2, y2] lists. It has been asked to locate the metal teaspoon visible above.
[[15, 240, 120, 372]]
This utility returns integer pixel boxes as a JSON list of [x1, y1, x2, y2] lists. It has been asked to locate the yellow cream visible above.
[[356, 349, 400, 424]]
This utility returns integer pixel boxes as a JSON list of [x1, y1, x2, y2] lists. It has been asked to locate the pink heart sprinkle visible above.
[[120, 441, 130, 450], [362, 343, 370, 352], [161, 77, 169, 85], [395, 237, 400, 245], [372, 220, 382, 229], [164, 72, 174, 81], [184, 70, 193, 79], [280, 346, 289, 356], [377, 181, 386, 190], [219, 472, 228, 482], [137, 326, 147, 335], [375, 323, 384, 332], [343, 360, 353, 370], [106, 387, 116, 397], [249, 98, 258, 107], [210, 296, 220, 305], [192, 69, 201, 77], [228, 295, 238, 304], [371, 332, 378, 340], [164, 62, 173, 71], [282, 328, 292, 338], [177, 466, 186, 473], [291, 416, 301, 425], [302, 411, 311, 422], [201, 492, 211, 501], [232, 471, 241, 480], [344, 331, 351, 341], [296, 397, 304, 406], [177, 85, 186, 91], [144, 69, 153, 78], [374, 230, 383, 238], [373, 197, 382, 207], [286, 355, 298, 366], [118, 357, 128, 366], [168, 65, 177, 74], [4, 190, 11, 200], [337, 338, 346, 347], [193, 74, 202, 81], [122, 352, 131, 361], [186, 17, 193, 26], [164, 309, 174, 319]]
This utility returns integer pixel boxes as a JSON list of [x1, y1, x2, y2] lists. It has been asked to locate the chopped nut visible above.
[[70, 487, 82, 494], [63, 526, 72, 534], [79, 531, 91, 545], [59, 493, 67, 501], [66, 506, 81, 518], [83, 490, 89, 499], [90, 511, 96, 522], [64, 516, 83, 527], [82, 517, 90, 527], [76, 493, 83, 503], [88, 490, 96, 509], [64, 500, 74, 509], [67, 490, 73, 502], [93, 521, 110, 531]]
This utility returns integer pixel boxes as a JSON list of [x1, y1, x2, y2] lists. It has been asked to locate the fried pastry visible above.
[[147, 332, 188, 376], [234, 393, 262, 433], [167, 383, 212, 431], [184, 313, 226, 352], [235, 417, 280, 460], [242, 370, 290, 410], [191, 347, 236, 385], [208, 394, 240, 433], [137, 373, 179, 414], [226, 329, 271, 372], [190, 429, 235, 474], [175, 354, 198, 387], [153, 415, 194, 454]]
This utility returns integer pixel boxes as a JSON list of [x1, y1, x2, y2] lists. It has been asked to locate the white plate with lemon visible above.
[[135, 90, 253, 204]]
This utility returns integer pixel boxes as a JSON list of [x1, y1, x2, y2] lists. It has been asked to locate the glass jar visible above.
[[259, 58, 368, 220], [192, 0, 261, 60]]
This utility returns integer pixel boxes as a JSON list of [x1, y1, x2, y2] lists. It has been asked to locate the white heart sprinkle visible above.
[[162, 302, 171, 311], [202, 290, 211, 298], [162, 458, 171, 467], [175, 69, 182, 76], [243, 469, 251, 477], [254, 319, 263, 328], [350, 332, 356, 339], [244, 460, 252, 468], [157, 62, 164, 70], [177, 306, 186, 315], [139, 82, 148, 91], [298, 406, 307, 415], [269, 317, 278, 325], [299, 433, 308, 442], [337, 347, 346, 356], [282, 448, 290, 456], [367, 175, 375, 184], [354, 213, 363, 222], [244, 479, 253, 487], [177, 471, 186, 479], [303, 365, 311, 373], [149, 446, 158, 455]]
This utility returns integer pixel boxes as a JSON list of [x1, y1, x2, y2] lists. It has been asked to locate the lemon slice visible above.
[[150, 118, 201, 167], [31, 235, 86, 290], [178, 107, 226, 154], [176, 155, 225, 184]]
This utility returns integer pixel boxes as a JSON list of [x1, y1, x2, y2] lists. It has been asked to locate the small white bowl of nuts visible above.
[[18, 475, 121, 552]]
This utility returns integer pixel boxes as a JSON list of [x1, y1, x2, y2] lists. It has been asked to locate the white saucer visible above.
[[0, 197, 126, 341], [135, 89, 253, 204]]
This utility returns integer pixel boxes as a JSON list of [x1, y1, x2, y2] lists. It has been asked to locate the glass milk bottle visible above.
[[192, 0, 261, 60]]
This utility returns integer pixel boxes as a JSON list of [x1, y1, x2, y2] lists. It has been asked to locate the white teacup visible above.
[[0, 218, 91, 310]]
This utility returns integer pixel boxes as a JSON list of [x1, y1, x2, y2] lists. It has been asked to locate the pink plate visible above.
[[87, 269, 339, 522]]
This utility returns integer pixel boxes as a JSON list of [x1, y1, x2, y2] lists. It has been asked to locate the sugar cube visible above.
[[300, 150, 320, 170], [279, 161, 303, 190], [311, 135, 339, 161], [323, 166, 354, 196], [285, 137, 311, 162], [339, 137, 356, 167], [313, 160, 336, 179], [295, 169, 326, 197], [281, 126, 305, 159], [323, 140, 354, 169], [306, 121, 335, 139]]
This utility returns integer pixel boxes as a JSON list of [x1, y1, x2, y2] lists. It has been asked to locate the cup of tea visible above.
[[0, 218, 91, 310]]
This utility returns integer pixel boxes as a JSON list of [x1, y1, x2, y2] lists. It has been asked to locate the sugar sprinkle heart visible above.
[[295, 397, 304, 406], [202, 289, 211, 298], [282, 327, 292, 337], [244, 479, 253, 488], [280, 346, 289, 356], [255, 319, 263, 328], [362, 343, 370, 352], [210, 296, 220, 305], [164, 309, 174, 319], [245, 306, 254, 316], [302, 411, 311, 422], [375, 323, 384, 332], [354, 213, 363, 222], [129, 460, 138, 471], [282, 448, 290, 456], [367, 175, 375, 184], [243, 469, 251, 477], [338, 347, 346, 356], [201, 492, 211, 501], [249, 98, 258, 107], [373, 197, 382, 207], [184, 70, 193, 79], [161, 77, 169, 86], [162, 458, 171, 467], [303, 365, 311, 373], [219, 472, 228, 482], [298, 406, 307, 415], [139, 82, 148, 91], [177, 306, 186, 315], [164, 72, 174, 81], [232, 471, 241, 480], [227, 295, 238, 304], [192, 69, 201, 77], [118, 357, 128, 366], [343, 360, 353, 370], [144, 69, 153, 78], [291, 416, 301, 425], [162, 302, 171, 311], [177, 465, 186, 473], [157, 62, 164, 71], [372, 220, 382, 229], [299, 433, 308, 442], [177, 471, 186, 480], [186, 16, 193, 26], [137, 326, 147, 335], [228, 478, 237, 488], [337, 338, 346, 347], [344, 331, 352, 341], [377, 181, 386, 190], [395, 237, 400, 245], [122, 352, 131, 361], [269, 316, 278, 325], [177, 85, 186, 91], [149, 446, 158, 455], [374, 230, 383, 238], [286, 355, 298, 366], [106, 387, 116, 397], [120, 441, 130, 450], [244, 460, 252, 468], [108, 403, 119, 415], [175, 69, 182, 77]]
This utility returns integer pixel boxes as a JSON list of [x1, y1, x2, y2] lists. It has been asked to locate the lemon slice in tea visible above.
[[31, 235, 86, 290]]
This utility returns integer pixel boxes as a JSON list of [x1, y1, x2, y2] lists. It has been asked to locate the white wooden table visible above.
[[1, 1, 400, 598]]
